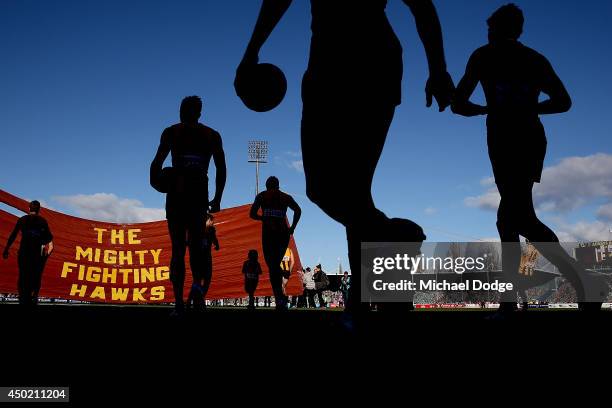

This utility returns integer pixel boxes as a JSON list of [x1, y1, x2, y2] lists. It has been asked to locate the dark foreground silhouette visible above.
[[238, 0, 454, 318], [2, 303, 610, 401]]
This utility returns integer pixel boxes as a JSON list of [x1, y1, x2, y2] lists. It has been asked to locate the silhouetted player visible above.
[[452, 4, 595, 311], [2, 200, 53, 307], [150, 96, 227, 316], [250, 176, 301, 310], [238, 0, 454, 316]]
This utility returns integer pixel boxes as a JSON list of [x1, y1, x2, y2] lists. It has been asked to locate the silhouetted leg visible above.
[[504, 181, 587, 301], [17, 254, 35, 308], [168, 218, 188, 312], [495, 185, 522, 309], [186, 215, 207, 310], [246, 279, 257, 310], [301, 103, 393, 227], [200, 249, 213, 302], [262, 231, 290, 310], [32, 256, 47, 306], [303, 102, 424, 316]]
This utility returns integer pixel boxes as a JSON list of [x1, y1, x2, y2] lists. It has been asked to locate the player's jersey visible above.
[[469, 41, 555, 124], [243, 260, 262, 280], [257, 189, 293, 233], [161, 122, 221, 215], [14, 215, 53, 255], [280, 248, 293, 272], [163, 123, 221, 175]]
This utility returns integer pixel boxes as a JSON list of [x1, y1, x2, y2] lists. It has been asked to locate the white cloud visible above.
[[480, 177, 495, 187], [275, 150, 304, 173], [464, 188, 500, 211], [597, 203, 612, 221], [555, 220, 612, 242], [465, 153, 612, 213], [424, 207, 437, 215], [53, 193, 165, 223], [289, 160, 304, 173], [465, 154, 612, 242], [534, 153, 612, 212]]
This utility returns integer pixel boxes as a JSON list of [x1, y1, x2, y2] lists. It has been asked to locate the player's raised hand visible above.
[[426, 71, 455, 111]]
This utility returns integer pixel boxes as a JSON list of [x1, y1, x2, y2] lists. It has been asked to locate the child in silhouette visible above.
[[242, 249, 263, 310]]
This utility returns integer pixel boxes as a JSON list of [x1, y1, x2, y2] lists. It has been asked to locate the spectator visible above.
[[313, 264, 329, 308], [300, 267, 317, 308], [339, 271, 351, 307]]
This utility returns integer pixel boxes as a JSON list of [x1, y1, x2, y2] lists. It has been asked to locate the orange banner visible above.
[[0, 189, 303, 303]]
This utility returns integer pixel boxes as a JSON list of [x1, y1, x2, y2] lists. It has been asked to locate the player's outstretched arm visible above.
[[210, 135, 226, 213], [2, 219, 22, 259], [250, 194, 263, 221], [237, 0, 292, 69], [538, 58, 572, 114], [452, 52, 487, 117], [287, 196, 301, 235], [403, 0, 454, 111], [150, 129, 171, 187]]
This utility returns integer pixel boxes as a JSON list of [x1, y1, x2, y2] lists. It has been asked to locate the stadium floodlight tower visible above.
[[248, 140, 269, 195]]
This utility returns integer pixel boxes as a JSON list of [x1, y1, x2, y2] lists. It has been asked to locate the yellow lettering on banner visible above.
[[134, 250, 148, 264], [70, 284, 87, 297], [86, 266, 101, 283], [150, 249, 162, 265], [90, 286, 106, 300], [156, 266, 170, 281], [61, 262, 77, 278], [94, 248, 101, 263], [94, 228, 106, 244], [119, 251, 132, 265], [78, 265, 86, 281], [150, 286, 165, 301], [103, 250, 117, 265], [132, 288, 146, 302], [119, 269, 133, 284], [127, 229, 141, 245], [75, 246, 93, 262], [110, 229, 124, 245], [102, 267, 117, 284], [111, 287, 129, 301], [140, 267, 155, 283]]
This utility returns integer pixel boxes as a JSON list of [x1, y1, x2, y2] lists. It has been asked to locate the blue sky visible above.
[[1, 0, 611, 272]]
